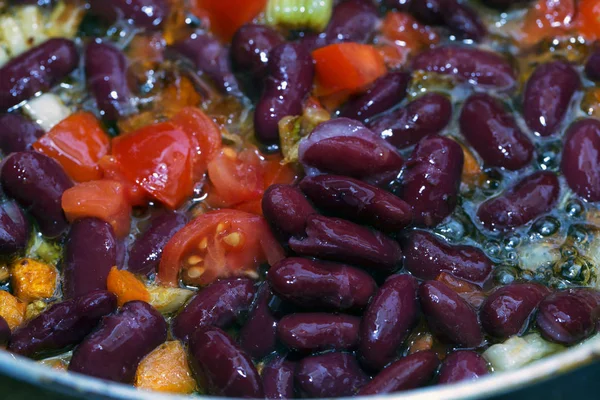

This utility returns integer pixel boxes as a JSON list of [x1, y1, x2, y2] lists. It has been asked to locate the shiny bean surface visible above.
[[89, 0, 169, 29], [438, 351, 489, 384], [561, 119, 600, 202], [0, 200, 29, 256], [239, 283, 278, 360], [262, 356, 296, 400], [231, 24, 284, 81], [296, 352, 369, 397], [262, 184, 316, 239], [278, 313, 360, 352], [0, 113, 44, 153]]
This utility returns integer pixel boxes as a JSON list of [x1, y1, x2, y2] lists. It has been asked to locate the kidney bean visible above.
[[172, 278, 256, 341], [358, 351, 440, 395], [1, 152, 72, 237], [239, 283, 278, 360], [400, 135, 463, 227], [385, 0, 413, 9], [231, 24, 284, 81], [268, 257, 377, 311], [89, 0, 169, 29], [561, 119, 600, 201], [8, 291, 117, 358], [438, 351, 489, 384], [420, 280, 483, 347], [262, 184, 317, 239], [442, 0, 487, 40], [0, 200, 29, 256], [289, 215, 403, 272], [358, 274, 419, 371], [523, 61, 580, 137], [189, 326, 263, 398], [0, 316, 9, 346], [402, 231, 492, 284], [0, 114, 43, 153], [263, 356, 296, 399], [69, 301, 167, 383], [410, 0, 444, 24], [339, 72, 411, 122], [278, 313, 360, 352], [460, 93, 534, 170], [585, 48, 600, 81], [481, 0, 522, 8], [300, 175, 412, 233], [127, 212, 187, 276], [254, 43, 314, 144], [411, 46, 516, 90], [299, 118, 404, 186], [477, 171, 560, 232], [369, 93, 452, 150], [0, 39, 78, 110], [296, 352, 369, 397], [480, 283, 550, 339]]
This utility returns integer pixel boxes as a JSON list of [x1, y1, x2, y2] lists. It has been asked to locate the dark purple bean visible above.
[[299, 118, 404, 186], [460, 93, 534, 171], [481, 0, 522, 8], [0, 316, 10, 346], [419, 280, 483, 347], [585, 48, 600, 81], [69, 301, 167, 383], [442, 0, 487, 41], [0, 200, 30, 256], [289, 215, 403, 272], [189, 326, 263, 398], [480, 283, 550, 339], [402, 231, 492, 284], [8, 290, 117, 358], [523, 61, 580, 137], [339, 72, 410, 122], [384, 0, 413, 10], [127, 212, 187, 276], [262, 184, 317, 239], [0, 39, 78, 110], [62, 218, 117, 299], [300, 175, 412, 233], [267, 257, 377, 311], [278, 313, 360, 352], [89, 0, 169, 29], [85, 41, 132, 121], [1, 151, 72, 238], [562, 119, 600, 201], [263, 356, 296, 400], [231, 24, 284, 80], [358, 274, 419, 371], [172, 278, 256, 341], [254, 43, 314, 144], [358, 351, 440, 395], [400, 135, 463, 227], [296, 352, 369, 397], [369, 93, 452, 150], [0, 114, 43, 153], [438, 351, 489, 384], [411, 46, 516, 90], [239, 283, 278, 360], [410, 0, 444, 24], [477, 171, 560, 232]]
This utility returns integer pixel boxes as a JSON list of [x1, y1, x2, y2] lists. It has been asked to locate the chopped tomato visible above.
[[99, 155, 148, 206], [157, 209, 285, 287], [190, 0, 267, 41], [577, 0, 600, 39], [519, 0, 575, 45], [33, 112, 110, 182], [379, 12, 439, 67], [62, 180, 132, 237], [107, 267, 150, 306], [262, 153, 297, 187]]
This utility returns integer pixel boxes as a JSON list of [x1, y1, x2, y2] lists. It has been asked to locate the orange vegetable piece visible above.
[[191, 0, 267, 41], [379, 12, 439, 67], [460, 143, 482, 187], [0, 291, 26, 330], [10, 259, 58, 303], [519, 0, 575, 45], [135, 341, 197, 393], [577, 0, 600, 40], [436, 272, 486, 309], [107, 267, 150, 307]]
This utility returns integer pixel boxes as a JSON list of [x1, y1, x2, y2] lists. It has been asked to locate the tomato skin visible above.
[[99, 155, 148, 206], [191, 0, 267, 41], [519, 0, 575, 45], [578, 0, 600, 39]]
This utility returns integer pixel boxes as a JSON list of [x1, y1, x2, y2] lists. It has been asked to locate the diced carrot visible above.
[[135, 341, 197, 393], [407, 333, 434, 355], [0, 291, 26, 330], [460, 143, 482, 188], [577, 0, 600, 40], [11, 259, 58, 303], [106, 267, 150, 307], [190, 0, 267, 41]]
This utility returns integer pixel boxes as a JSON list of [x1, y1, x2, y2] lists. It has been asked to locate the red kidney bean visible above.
[[400, 135, 463, 227], [562, 119, 600, 201], [254, 43, 314, 144], [369, 93, 452, 150], [442, 0, 487, 40], [585, 48, 600, 81], [127, 212, 187, 276], [410, 0, 444, 24], [420, 280, 483, 347], [69, 301, 167, 383], [385, 0, 413, 9], [340, 72, 410, 122], [263, 356, 296, 400], [0, 39, 78, 110], [480, 283, 550, 339], [262, 184, 317, 239], [523, 61, 580, 137], [460, 93, 534, 171], [0, 200, 30, 256], [0, 316, 9, 346], [239, 283, 278, 360], [358, 274, 419, 371], [402, 231, 492, 284], [358, 351, 440, 395], [1, 152, 72, 238], [0, 114, 43, 153], [172, 278, 256, 341], [278, 313, 360, 352], [296, 352, 369, 397], [477, 171, 560, 232], [268, 257, 377, 311], [289, 215, 403, 272], [481, 0, 522, 8], [411, 46, 516, 90], [438, 351, 489, 384], [231, 24, 284, 81], [189, 326, 264, 398], [299, 118, 404, 186], [89, 0, 169, 29], [8, 290, 117, 358], [300, 175, 412, 233]]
